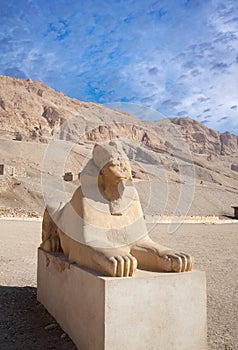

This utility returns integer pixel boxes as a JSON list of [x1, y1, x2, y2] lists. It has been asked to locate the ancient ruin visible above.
[[41, 141, 193, 277], [63, 172, 73, 181], [232, 206, 238, 219]]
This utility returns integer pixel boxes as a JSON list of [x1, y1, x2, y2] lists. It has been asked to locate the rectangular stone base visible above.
[[37, 248, 207, 350]]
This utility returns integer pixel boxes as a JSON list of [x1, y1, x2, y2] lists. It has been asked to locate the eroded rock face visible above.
[[42, 106, 61, 128], [170, 117, 238, 156], [82, 123, 166, 153], [0, 75, 237, 158], [41, 141, 193, 277], [0, 75, 95, 141], [220, 132, 238, 155], [231, 164, 238, 172]]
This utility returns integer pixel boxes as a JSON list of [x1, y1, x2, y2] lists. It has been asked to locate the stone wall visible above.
[[0, 165, 26, 177]]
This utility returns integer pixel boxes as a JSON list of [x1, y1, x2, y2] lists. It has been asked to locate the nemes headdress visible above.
[[93, 141, 127, 170]]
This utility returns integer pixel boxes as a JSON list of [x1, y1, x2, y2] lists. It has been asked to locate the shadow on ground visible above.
[[221, 215, 238, 220], [0, 286, 76, 350]]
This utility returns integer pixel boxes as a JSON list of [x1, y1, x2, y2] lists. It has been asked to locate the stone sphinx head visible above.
[[92, 141, 132, 202]]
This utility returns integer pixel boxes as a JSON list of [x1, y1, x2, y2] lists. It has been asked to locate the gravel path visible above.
[[0, 219, 237, 349]]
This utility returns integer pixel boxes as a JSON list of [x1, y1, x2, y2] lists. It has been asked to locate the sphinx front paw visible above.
[[158, 250, 193, 272], [108, 253, 138, 277], [93, 250, 138, 277]]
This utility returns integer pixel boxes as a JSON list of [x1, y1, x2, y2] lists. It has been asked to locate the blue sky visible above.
[[1, 0, 238, 134]]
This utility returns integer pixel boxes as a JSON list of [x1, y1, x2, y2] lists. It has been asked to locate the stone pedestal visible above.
[[37, 248, 207, 350]]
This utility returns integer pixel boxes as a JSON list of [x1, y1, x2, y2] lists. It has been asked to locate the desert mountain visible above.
[[0, 75, 238, 218]]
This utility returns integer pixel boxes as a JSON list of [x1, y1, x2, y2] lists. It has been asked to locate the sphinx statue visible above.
[[41, 141, 193, 277]]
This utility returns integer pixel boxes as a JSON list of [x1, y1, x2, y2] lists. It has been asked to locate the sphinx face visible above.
[[101, 157, 132, 183]]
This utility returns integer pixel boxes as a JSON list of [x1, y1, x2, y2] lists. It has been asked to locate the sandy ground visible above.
[[0, 219, 77, 350], [150, 222, 238, 350], [0, 219, 237, 349]]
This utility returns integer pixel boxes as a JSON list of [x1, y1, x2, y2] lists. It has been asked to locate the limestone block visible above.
[[37, 248, 207, 350]]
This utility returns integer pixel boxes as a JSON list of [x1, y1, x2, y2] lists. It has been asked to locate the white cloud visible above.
[[0, 0, 238, 133], [117, 1, 238, 133]]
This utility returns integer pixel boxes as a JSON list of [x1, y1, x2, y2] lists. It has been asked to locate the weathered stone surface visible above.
[[37, 249, 207, 350]]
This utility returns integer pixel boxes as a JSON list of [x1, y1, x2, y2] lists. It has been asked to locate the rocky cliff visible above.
[[1, 75, 238, 157], [0, 75, 238, 217]]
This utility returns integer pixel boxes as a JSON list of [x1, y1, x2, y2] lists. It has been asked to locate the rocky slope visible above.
[[0, 75, 238, 217], [0, 75, 162, 147], [1, 75, 238, 156], [170, 117, 238, 156]]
